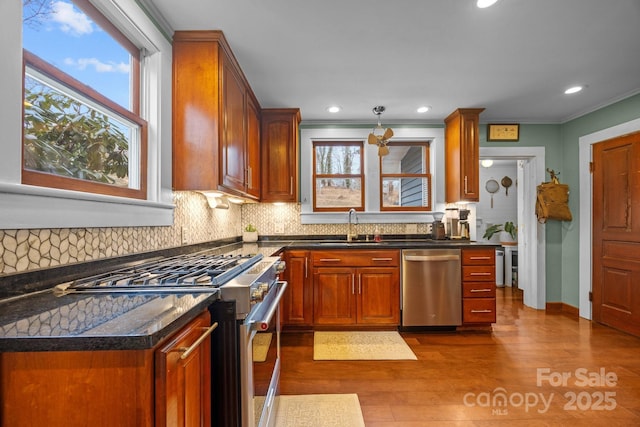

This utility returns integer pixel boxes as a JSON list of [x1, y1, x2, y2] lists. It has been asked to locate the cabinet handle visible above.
[[464, 175, 468, 193], [179, 322, 218, 360], [470, 288, 492, 292], [469, 256, 491, 260], [371, 257, 393, 262], [290, 177, 294, 195], [470, 310, 493, 314], [470, 272, 492, 276], [304, 257, 308, 278], [358, 274, 361, 294], [319, 258, 341, 262], [247, 167, 252, 186], [351, 274, 355, 294]]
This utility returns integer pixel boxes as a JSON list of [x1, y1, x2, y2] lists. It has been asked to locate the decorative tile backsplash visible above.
[[0, 192, 426, 276]]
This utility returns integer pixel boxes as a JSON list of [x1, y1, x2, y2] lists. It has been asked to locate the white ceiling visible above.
[[144, 0, 640, 124]]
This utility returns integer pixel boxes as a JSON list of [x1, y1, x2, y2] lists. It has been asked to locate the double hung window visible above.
[[380, 142, 432, 211], [21, 0, 147, 199], [312, 141, 364, 211]]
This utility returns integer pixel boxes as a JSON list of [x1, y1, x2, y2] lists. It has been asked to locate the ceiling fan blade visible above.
[[378, 145, 390, 156], [383, 128, 394, 140], [367, 133, 379, 145]]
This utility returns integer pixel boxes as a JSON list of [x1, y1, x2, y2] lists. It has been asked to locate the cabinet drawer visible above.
[[462, 265, 495, 282], [311, 250, 399, 267], [463, 298, 496, 323], [462, 282, 496, 298], [462, 248, 495, 265]]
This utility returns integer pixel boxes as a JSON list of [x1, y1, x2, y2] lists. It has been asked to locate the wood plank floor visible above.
[[279, 287, 640, 426]]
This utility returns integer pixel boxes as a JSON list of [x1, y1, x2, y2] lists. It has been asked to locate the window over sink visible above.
[[299, 126, 445, 224]]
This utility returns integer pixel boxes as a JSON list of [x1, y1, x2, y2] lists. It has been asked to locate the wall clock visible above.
[[487, 123, 520, 141]]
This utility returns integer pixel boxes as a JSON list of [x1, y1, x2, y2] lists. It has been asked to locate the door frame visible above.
[[579, 117, 640, 319], [480, 146, 546, 310]]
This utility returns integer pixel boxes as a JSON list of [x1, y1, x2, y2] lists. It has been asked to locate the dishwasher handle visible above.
[[404, 254, 460, 262]]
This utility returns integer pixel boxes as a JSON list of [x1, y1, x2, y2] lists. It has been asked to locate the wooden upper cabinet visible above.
[[172, 30, 260, 200], [444, 108, 484, 203], [261, 108, 301, 202]]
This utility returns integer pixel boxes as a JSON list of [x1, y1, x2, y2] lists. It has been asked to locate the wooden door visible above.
[[220, 53, 246, 194], [592, 131, 640, 336], [282, 250, 313, 326], [155, 311, 212, 427], [313, 267, 356, 325], [357, 267, 400, 325]]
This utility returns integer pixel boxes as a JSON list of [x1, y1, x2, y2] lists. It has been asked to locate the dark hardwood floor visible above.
[[279, 287, 640, 426]]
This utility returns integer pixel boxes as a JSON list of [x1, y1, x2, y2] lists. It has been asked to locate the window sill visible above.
[[300, 211, 440, 225], [0, 183, 174, 229]]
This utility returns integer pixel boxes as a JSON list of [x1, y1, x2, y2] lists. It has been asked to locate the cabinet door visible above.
[[155, 311, 212, 427], [357, 267, 400, 325], [246, 95, 261, 199], [220, 53, 247, 194], [283, 250, 313, 326], [444, 108, 484, 202], [261, 109, 300, 202], [313, 267, 356, 325]]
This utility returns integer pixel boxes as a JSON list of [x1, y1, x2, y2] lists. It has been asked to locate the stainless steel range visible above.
[[53, 250, 264, 295], [50, 248, 287, 427]]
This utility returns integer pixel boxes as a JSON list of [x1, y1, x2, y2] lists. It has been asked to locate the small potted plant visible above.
[[242, 224, 258, 242], [483, 221, 517, 243]]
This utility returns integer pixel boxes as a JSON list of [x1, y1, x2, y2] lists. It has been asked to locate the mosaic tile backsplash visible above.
[[1, 192, 427, 276]]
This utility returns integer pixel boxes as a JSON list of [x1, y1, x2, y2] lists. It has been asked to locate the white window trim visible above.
[[0, 0, 174, 229], [299, 126, 446, 224]]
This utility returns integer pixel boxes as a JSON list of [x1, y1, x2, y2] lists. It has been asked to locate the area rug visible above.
[[253, 332, 272, 362], [275, 394, 365, 427], [313, 331, 417, 360]]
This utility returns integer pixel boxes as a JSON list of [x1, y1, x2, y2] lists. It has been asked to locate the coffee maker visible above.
[[445, 207, 459, 238], [431, 212, 446, 240], [458, 208, 470, 239]]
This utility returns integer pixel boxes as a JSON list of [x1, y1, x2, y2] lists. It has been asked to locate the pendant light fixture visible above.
[[367, 105, 393, 156]]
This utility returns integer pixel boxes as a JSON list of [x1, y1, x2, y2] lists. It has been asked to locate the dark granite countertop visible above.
[[0, 236, 498, 353]]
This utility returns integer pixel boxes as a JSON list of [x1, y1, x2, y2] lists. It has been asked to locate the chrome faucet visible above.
[[347, 208, 358, 242]]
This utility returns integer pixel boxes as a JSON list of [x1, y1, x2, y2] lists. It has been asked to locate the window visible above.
[[21, 0, 147, 199], [313, 141, 364, 211], [380, 142, 431, 211]]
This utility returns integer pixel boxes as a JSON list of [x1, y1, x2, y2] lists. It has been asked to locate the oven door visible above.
[[239, 281, 287, 427]]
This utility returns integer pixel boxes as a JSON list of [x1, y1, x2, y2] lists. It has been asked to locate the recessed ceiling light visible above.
[[477, 0, 499, 8], [564, 86, 584, 95], [417, 106, 431, 113], [481, 159, 494, 168], [326, 106, 341, 113]]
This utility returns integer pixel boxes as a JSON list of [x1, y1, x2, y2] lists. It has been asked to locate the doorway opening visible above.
[[480, 147, 546, 310]]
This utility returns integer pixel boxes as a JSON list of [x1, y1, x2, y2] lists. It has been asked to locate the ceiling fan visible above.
[[367, 105, 393, 156]]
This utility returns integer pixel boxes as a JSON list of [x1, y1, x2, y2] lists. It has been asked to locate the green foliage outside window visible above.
[[23, 76, 130, 185]]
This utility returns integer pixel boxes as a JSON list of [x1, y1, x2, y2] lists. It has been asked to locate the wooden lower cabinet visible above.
[[282, 250, 313, 326], [311, 250, 400, 327], [155, 310, 212, 427], [0, 310, 212, 427], [461, 248, 497, 324]]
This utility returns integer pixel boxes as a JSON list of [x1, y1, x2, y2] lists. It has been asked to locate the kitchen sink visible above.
[[315, 240, 390, 246]]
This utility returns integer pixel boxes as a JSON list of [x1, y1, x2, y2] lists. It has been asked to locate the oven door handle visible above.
[[249, 281, 288, 331]]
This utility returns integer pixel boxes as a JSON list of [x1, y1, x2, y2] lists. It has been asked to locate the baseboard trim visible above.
[[546, 302, 579, 318]]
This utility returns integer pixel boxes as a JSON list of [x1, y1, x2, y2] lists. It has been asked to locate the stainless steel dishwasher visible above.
[[401, 249, 461, 327]]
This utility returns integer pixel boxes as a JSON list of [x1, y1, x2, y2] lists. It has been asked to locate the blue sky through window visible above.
[[22, 0, 131, 110]]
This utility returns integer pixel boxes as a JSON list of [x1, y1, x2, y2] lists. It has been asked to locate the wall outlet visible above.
[[181, 226, 190, 245], [406, 223, 418, 234], [274, 223, 285, 234]]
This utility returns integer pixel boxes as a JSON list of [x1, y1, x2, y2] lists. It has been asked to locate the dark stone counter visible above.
[[0, 236, 497, 353]]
